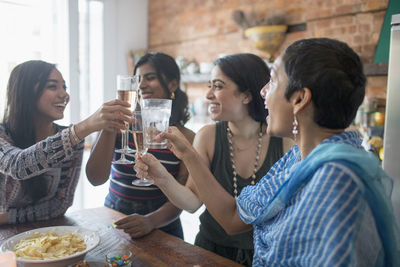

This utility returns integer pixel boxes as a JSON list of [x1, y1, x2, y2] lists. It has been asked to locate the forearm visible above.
[[86, 130, 116, 185], [182, 149, 249, 234], [158, 176, 203, 213], [0, 129, 75, 179], [145, 202, 182, 229], [8, 197, 70, 224]]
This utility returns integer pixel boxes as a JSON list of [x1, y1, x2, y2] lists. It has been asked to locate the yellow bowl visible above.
[[244, 25, 288, 57]]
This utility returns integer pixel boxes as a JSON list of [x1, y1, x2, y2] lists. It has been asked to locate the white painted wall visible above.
[[383, 14, 400, 225], [103, 0, 148, 102]]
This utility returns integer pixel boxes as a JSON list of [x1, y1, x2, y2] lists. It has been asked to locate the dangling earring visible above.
[[292, 115, 299, 141], [170, 91, 175, 100]]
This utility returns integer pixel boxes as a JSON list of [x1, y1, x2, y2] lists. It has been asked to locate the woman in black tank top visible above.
[[135, 53, 292, 266]]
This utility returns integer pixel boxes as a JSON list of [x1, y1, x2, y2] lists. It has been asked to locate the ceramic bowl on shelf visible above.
[[244, 25, 288, 60]]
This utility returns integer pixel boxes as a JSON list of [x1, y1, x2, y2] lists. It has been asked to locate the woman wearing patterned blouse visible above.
[[0, 60, 131, 224], [136, 38, 399, 266]]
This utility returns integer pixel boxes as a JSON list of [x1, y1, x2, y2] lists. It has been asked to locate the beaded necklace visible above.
[[227, 124, 263, 198]]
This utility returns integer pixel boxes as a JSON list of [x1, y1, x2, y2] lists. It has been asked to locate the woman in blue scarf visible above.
[[135, 38, 399, 266]]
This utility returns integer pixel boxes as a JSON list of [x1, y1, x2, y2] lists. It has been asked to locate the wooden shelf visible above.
[[364, 63, 388, 76]]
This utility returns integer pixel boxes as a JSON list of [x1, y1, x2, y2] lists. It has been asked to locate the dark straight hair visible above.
[[214, 53, 270, 123], [3, 60, 56, 201], [134, 52, 191, 126]]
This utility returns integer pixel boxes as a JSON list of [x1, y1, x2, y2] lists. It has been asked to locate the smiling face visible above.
[[36, 68, 69, 122], [136, 63, 171, 99], [206, 66, 249, 122], [260, 57, 293, 138]]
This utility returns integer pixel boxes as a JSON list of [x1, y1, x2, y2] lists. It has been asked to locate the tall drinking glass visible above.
[[142, 99, 172, 149], [114, 75, 139, 165], [131, 110, 153, 186]]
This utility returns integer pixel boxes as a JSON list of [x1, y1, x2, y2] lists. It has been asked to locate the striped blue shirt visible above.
[[110, 132, 181, 200], [237, 131, 384, 266]]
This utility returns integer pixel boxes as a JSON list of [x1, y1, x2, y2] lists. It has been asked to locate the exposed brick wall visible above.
[[148, 0, 389, 99]]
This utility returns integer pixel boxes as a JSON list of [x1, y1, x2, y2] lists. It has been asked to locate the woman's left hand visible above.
[[114, 214, 155, 239]]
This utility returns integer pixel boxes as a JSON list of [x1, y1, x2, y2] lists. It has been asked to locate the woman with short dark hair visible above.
[[135, 39, 400, 266], [0, 60, 131, 224]]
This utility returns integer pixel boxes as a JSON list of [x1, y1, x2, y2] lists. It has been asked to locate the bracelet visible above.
[[70, 124, 82, 144]]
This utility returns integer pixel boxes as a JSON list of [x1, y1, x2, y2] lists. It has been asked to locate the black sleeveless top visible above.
[[198, 121, 283, 249]]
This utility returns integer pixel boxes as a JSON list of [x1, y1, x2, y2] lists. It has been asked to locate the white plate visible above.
[[0, 226, 100, 267]]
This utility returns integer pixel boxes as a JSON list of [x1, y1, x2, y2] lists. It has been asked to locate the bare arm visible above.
[[180, 146, 250, 235], [135, 127, 203, 213], [137, 127, 251, 234], [85, 130, 117, 186], [116, 127, 195, 238], [84, 100, 134, 185]]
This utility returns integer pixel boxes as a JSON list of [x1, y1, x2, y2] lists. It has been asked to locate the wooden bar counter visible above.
[[0, 207, 243, 266]]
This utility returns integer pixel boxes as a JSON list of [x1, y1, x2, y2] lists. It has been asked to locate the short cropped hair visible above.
[[282, 38, 366, 129]]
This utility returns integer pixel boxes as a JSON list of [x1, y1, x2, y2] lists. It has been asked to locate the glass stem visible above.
[[120, 130, 127, 159]]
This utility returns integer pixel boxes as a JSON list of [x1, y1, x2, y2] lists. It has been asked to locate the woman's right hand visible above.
[[156, 126, 196, 160], [134, 153, 172, 187], [76, 99, 132, 137]]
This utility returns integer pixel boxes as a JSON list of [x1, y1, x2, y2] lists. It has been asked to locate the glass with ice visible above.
[[142, 99, 172, 149]]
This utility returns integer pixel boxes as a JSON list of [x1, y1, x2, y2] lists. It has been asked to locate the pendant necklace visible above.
[[227, 123, 263, 198]]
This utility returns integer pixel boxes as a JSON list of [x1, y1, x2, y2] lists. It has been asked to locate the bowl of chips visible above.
[[0, 226, 100, 267]]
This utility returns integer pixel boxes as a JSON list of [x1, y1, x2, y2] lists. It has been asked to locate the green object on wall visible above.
[[374, 0, 400, 63]]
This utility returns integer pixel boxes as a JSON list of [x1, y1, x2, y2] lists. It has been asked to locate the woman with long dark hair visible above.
[[86, 52, 195, 240], [0, 60, 131, 224], [134, 53, 293, 266], [136, 39, 400, 266]]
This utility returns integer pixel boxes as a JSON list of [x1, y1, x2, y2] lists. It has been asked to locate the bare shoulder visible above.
[[195, 123, 216, 143], [194, 123, 216, 163]]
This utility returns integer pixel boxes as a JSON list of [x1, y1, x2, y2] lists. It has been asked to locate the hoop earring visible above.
[[170, 91, 175, 100], [292, 115, 299, 141]]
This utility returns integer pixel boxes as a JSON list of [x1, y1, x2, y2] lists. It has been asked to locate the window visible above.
[[0, 0, 69, 122]]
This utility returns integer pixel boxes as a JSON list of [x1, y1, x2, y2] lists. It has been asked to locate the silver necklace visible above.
[[227, 124, 263, 198]]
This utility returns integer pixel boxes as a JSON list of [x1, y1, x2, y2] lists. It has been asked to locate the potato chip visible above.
[[13, 232, 86, 260]]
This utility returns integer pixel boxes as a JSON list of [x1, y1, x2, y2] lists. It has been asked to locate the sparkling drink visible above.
[[142, 107, 171, 149], [117, 90, 137, 127], [117, 90, 137, 109], [113, 75, 139, 164], [133, 131, 147, 154]]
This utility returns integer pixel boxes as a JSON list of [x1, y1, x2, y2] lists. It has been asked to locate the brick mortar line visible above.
[[306, 8, 387, 23], [149, 8, 386, 48]]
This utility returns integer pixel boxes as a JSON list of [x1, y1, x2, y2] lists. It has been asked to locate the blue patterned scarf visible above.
[[241, 142, 400, 266]]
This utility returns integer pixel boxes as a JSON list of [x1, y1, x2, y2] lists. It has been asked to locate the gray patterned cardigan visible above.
[[0, 124, 84, 224]]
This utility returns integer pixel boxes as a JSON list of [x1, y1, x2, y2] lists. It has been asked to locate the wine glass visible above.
[[114, 75, 138, 165], [131, 110, 154, 186]]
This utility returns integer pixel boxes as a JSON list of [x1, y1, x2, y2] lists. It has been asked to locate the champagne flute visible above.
[[114, 75, 138, 165], [131, 110, 154, 186]]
